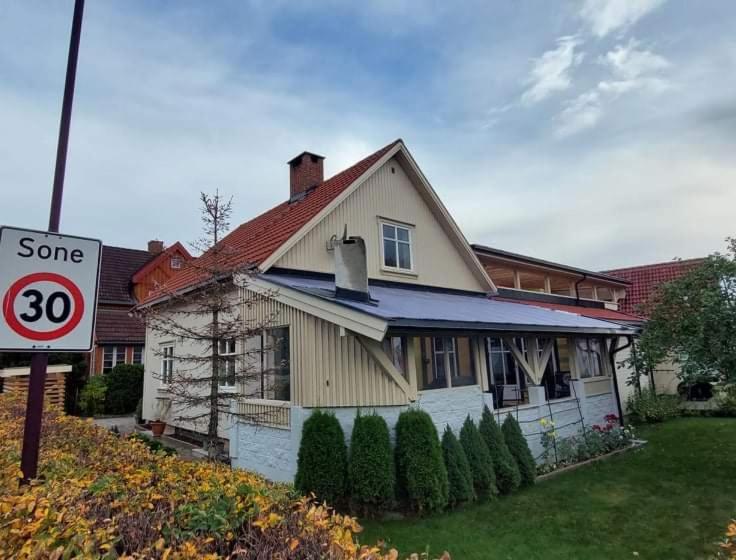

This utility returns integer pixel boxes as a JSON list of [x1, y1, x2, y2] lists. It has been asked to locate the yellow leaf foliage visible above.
[[0, 395, 444, 559]]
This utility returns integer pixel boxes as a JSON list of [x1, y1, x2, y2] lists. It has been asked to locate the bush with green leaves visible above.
[[395, 409, 448, 514], [459, 416, 496, 499], [479, 406, 521, 495], [715, 384, 736, 416], [129, 432, 177, 455], [502, 414, 536, 486], [79, 375, 107, 417], [348, 412, 395, 514], [104, 364, 144, 415], [441, 426, 474, 507], [626, 387, 681, 423], [295, 410, 348, 505]]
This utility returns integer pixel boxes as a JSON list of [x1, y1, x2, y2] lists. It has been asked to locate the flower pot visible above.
[[150, 420, 166, 437]]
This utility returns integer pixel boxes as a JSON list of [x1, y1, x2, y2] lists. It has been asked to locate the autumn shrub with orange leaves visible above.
[[0, 395, 448, 559], [717, 520, 736, 558]]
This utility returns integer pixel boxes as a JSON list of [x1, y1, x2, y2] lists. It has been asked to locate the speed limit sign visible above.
[[0, 226, 101, 351]]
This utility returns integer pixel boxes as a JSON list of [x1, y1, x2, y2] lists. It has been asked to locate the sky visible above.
[[1, 0, 735, 271]]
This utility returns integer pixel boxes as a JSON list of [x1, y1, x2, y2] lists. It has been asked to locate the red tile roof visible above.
[[603, 258, 706, 316], [142, 139, 401, 304], [99, 246, 155, 304], [495, 297, 644, 324], [94, 305, 145, 344]]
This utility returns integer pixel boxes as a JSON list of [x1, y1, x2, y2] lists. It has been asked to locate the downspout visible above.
[[609, 335, 633, 426], [575, 273, 588, 304]]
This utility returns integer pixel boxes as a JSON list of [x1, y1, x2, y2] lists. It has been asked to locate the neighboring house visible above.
[[140, 139, 638, 482], [603, 258, 706, 395], [90, 241, 192, 375]]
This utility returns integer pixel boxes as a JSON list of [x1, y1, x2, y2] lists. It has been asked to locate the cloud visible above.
[[556, 91, 603, 137], [521, 36, 584, 105], [579, 0, 667, 38]]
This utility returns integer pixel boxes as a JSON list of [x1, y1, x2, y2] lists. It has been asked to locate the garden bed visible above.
[[537, 439, 647, 482]]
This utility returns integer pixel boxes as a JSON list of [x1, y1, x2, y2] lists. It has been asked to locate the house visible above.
[[140, 139, 638, 482], [603, 258, 706, 394], [90, 241, 191, 375]]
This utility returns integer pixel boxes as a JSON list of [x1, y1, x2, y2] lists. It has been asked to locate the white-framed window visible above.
[[485, 337, 528, 406], [419, 336, 476, 390], [218, 338, 237, 389], [103, 346, 127, 373], [170, 256, 182, 269], [160, 344, 174, 386], [576, 337, 604, 378], [132, 346, 144, 365], [380, 221, 413, 272]]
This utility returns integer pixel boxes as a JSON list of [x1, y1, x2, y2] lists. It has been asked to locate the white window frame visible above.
[[170, 256, 182, 269], [576, 337, 606, 378], [132, 345, 144, 365], [160, 343, 174, 387], [103, 345, 127, 373], [218, 338, 237, 392], [379, 219, 415, 274]]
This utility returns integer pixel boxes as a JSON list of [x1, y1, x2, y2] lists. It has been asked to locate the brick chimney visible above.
[[288, 151, 324, 201], [148, 240, 164, 254]]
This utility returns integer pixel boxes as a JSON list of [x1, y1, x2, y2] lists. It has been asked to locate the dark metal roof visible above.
[[262, 273, 636, 335], [472, 244, 630, 286]]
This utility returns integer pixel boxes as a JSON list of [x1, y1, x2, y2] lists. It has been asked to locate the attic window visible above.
[[380, 221, 413, 272], [170, 256, 182, 269]]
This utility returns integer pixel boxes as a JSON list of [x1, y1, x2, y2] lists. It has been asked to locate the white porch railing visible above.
[[236, 398, 291, 429]]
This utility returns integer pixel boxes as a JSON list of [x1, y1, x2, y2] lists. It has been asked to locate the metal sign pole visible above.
[[20, 0, 85, 484]]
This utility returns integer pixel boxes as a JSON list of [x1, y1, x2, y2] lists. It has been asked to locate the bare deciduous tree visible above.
[[138, 191, 286, 459]]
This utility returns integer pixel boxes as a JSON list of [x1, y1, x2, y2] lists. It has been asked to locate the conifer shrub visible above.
[[441, 425, 474, 507], [479, 406, 521, 494], [348, 412, 395, 514], [295, 410, 348, 505], [459, 415, 497, 499], [395, 409, 448, 514], [502, 413, 536, 486]]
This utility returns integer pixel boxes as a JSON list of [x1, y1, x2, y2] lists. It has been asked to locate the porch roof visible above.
[[259, 272, 637, 336]]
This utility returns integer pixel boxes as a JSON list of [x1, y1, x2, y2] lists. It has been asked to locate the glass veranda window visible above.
[[576, 337, 604, 378], [419, 336, 476, 390], [485, 337, 528, 407], [381, 222, 412, 271], [261, 327, 290, 401]]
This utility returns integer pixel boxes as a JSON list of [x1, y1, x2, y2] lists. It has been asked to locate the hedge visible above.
[[441, 425, 474, 506], [349, 412, 395, 514], [459, 415, 497, 499], [479, 406, 521, 494], [295, 410, 348, 506], [0, 395, 406, 558], [104, 364, 144, 415], [395, 409, 449, 514], [502, 414, 536, 486]]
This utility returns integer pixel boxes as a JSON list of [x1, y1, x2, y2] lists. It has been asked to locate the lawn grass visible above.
[[360, 418, 736, 559]]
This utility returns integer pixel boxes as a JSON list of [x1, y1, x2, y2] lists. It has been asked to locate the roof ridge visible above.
[[603, 256, 707, 274]]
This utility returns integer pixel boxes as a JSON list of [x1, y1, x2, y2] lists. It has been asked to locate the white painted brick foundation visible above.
[[231, 383, 619, 483]]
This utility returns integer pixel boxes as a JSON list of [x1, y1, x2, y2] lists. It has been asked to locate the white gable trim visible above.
[[259, 141, 497, 294], [236, 273, 388, 341], [259, 143, 403, 272]]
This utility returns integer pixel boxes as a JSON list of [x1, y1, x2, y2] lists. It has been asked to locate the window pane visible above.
[[115, 347, 126, 364], [382, 224, 396, 240], [383, 239, 397, 267], [396, 227, 410, 242], [420, 337, 447, 390], [451, 337, 475, 387], [589, 339, 602, 377], [264, 327, 290, 401], [398, 242, 411, 269]]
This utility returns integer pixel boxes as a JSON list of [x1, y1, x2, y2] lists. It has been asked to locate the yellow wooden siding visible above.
[[274, 158, 486, 292], [243, 289, 408, 407]]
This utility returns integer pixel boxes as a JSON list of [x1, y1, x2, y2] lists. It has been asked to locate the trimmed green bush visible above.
[[459, 415, 497, 499], [479, 406, 521, 494], [295, 410, 348, 505], [348, 412, 395, 514], [441, 426, 474, 507], [395, 409, 448, 514], [104, 364, 144, 415], [502, 414, 536, 486]]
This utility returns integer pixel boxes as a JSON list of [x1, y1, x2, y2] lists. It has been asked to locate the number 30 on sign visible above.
[[0, 227, 101, 352]]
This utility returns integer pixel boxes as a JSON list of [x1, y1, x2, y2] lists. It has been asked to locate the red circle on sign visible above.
[[2, 272, 85, 341]]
